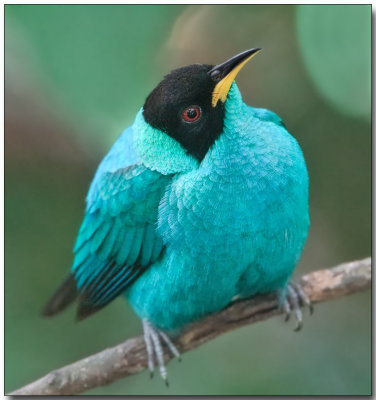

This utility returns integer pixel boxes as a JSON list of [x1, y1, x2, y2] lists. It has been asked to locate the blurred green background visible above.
[[5, 5, 371, 395]]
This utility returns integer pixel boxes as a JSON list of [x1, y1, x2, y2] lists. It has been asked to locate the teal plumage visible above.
[[127, 84, 309, 330], [44, 49, 309, 380], [67, 82, 309, 328]]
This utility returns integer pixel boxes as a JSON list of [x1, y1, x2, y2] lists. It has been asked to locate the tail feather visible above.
[[43, 274, 78, 317]]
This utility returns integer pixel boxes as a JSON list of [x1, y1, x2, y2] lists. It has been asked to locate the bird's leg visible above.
[[290, 281, 314, 314], [279, 281, 313, 331], [142, 319, 181, 386]]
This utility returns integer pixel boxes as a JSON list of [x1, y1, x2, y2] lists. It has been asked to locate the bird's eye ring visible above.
[[182, 106, 201, 123]]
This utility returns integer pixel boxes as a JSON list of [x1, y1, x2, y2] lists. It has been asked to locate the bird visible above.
[[43, 48, 311, 383]]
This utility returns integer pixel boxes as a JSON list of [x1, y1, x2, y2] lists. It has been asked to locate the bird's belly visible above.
[[127, 168, 309, 331]]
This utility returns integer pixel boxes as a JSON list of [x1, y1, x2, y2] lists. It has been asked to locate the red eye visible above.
[[182, 106, 201, 123]]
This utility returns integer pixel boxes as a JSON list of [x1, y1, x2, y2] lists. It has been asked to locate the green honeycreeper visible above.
[[44, 49, 311, 382]]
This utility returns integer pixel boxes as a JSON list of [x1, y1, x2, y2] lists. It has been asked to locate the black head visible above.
[[143, 49, 261, 161], [143, 64, 224, 161]]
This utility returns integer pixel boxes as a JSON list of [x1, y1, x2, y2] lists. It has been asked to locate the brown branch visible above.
[[9, 257, 371, 396]]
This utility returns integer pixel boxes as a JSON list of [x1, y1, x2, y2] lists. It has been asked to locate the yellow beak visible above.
[[209, 48, 261, 108]]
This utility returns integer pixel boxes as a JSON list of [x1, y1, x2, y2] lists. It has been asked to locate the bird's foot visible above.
[[279, 281, 313, 331], [142, 319, 181, 386]]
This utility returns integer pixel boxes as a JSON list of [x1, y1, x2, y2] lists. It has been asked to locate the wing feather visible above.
[[70, 165, 170, 318], [44, 125, 172, 319]]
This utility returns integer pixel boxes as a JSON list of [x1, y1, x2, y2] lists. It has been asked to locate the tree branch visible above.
[[9, 257, 371, 395]]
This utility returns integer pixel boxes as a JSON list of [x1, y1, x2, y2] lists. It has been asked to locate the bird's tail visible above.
[[42, 274, 78, 317]]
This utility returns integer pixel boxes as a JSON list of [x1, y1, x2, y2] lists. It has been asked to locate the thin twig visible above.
[[9, 257, 371, 395]]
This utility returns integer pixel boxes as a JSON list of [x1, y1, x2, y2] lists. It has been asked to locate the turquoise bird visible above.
[[44, 49, 311, 383]]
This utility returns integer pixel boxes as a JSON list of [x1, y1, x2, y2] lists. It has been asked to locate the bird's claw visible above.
[[290, 281, 314, 315], [279, 281, 313, 331], [143, 319, 181, 385]]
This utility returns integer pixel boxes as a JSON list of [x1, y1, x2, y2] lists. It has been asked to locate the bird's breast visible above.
[[128, 118, 309, 331], [158, 119, 309, 274]]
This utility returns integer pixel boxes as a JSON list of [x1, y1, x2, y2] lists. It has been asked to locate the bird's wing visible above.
[[44, 127, 171, 320], [73, 164, 170, 319]]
